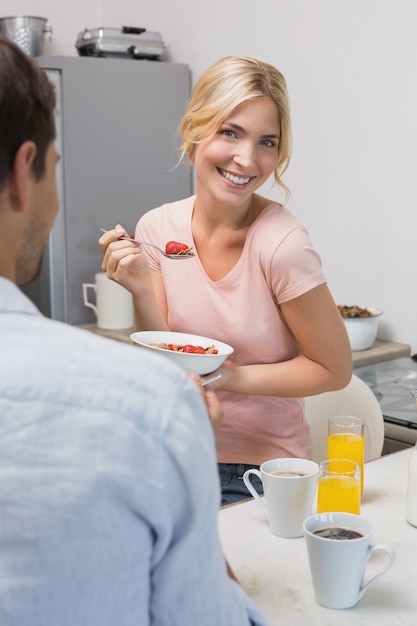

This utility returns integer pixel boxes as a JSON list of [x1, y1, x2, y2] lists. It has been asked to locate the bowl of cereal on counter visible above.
[[130, 330, 234, 375], [338, 305, 383, 351]]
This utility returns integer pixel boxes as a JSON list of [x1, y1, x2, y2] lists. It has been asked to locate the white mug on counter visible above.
[[243, 458, 319, 538], [82, 272, 134, 330], [303, 512, 396, 610]]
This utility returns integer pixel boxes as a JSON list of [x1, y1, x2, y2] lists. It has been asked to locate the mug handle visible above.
[[243, 469, 267, 517], [358, 543, 396, 600], [82, 283, 98, 316]]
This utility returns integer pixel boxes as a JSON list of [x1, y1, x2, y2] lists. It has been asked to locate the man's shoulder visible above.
[[4, 314, 190, 419]]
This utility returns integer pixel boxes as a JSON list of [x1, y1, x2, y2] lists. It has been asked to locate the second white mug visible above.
[[243, 458, 319, 538], [303, 512, 396, 609], [82, 272, 134, 330]]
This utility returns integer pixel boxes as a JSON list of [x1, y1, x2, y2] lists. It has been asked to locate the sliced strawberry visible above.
[[182, 344, 206, 354], [165, 240, 190, 255]]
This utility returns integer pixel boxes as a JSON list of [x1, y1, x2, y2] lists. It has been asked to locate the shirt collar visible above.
[[0, 276, 41, 316]]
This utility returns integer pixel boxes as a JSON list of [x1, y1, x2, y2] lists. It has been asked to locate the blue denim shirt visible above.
[[0, 278, 266, 626]]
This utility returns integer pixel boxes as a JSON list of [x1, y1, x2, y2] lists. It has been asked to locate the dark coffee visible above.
[[269, 469, 310, 477], [313, 527, 363, 540]]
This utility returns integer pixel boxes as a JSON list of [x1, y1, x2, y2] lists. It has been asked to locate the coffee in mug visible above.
[[313, 527, 363, 540], [269, 468, 311, 477]]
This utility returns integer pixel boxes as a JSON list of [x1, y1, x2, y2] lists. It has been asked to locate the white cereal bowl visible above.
[[341, 307, 383, 351], [130, 330, 234, 375]]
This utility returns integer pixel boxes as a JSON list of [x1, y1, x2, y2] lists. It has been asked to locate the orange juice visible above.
[[327, 433, 364, 492], [317, 475, 360, 514]]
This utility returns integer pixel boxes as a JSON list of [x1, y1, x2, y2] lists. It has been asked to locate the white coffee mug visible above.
[[82, 272, 134, 330], [303, 512, 396, 609], [243, 458, 319, 538]]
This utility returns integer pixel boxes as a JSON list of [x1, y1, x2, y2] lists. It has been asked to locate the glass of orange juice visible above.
[[327, 415, 365, 492], [317, 459, 361, 514]]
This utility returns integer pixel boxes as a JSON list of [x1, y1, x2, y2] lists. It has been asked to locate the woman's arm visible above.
[[214, 283, 352, 397]]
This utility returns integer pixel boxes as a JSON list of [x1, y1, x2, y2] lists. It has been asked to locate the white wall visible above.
[[4, 1, 417, 353]]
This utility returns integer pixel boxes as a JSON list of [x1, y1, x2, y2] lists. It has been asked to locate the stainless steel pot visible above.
[[0, 16, 52, 56]]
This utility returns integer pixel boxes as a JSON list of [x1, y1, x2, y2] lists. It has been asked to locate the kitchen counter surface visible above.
[[352, 338, 411, 367], [78, 324, 410, 368]]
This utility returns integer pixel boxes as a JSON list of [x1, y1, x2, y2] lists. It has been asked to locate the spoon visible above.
[[100, 229, 195, 259]]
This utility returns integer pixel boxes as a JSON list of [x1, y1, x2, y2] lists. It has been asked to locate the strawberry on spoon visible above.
[[165, 241, 194, 256]]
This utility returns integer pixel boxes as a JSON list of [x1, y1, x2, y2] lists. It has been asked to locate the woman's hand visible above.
[[99, 224, 152, 296], [188, 372, 223, 433], [99, 225, 169, 331]]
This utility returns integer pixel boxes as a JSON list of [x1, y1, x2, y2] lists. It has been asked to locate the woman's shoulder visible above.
[[249, 198, 322, 269], [251, 199, 308, 245]]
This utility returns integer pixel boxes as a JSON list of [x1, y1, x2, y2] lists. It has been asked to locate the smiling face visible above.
[[193, 98, 280, 208]]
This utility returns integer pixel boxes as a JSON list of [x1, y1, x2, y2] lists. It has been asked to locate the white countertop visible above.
[[218, 449, 417, 625]]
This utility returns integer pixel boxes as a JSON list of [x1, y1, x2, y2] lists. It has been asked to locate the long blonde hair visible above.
[[179, 55, 292, 197]]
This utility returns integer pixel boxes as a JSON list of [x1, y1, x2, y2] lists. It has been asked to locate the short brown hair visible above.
[[0, 35, 56, 188]]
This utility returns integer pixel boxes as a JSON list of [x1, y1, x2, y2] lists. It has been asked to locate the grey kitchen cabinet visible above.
[[22, 55, 191, 325]]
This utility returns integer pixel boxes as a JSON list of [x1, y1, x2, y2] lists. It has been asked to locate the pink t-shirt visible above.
[[137, 196, 326, 465]]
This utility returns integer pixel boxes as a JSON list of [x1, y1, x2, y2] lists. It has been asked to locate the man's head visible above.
[[0, 35, 59, 285], [0, 35, 56, 187]]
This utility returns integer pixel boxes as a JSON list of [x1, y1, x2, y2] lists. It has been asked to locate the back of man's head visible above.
[[0, 35, 56, 189]]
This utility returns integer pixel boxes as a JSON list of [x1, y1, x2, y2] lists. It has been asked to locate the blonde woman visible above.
[[100, 56, 352, 506]]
